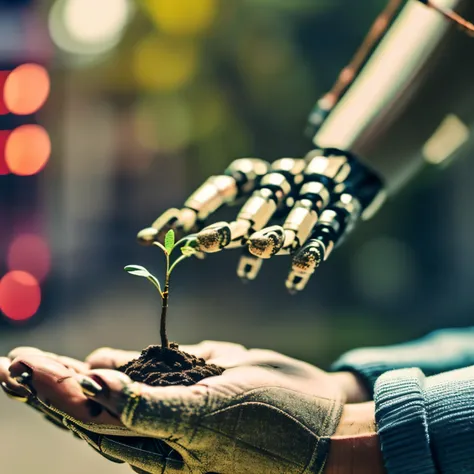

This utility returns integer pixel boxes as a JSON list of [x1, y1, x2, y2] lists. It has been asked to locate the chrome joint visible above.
[[226, 158, 270, 195], [299, 181, 331, 209], [272, 158, 307, 185], [260, 172, 292, 197], [284, 201, 318, 245], [184, 175, 238, 220], [305, 153, 351, 184], [237, 190, 278, 229]]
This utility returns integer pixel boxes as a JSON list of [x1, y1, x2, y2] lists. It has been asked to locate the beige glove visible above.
[[1, 342, 346, 474]]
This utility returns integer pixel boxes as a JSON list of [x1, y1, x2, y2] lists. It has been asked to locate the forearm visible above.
[[325, 402, 385, 474]]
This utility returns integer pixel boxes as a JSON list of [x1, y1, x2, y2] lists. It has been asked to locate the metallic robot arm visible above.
[[138, 0, 474, 293], [315, 0, 474, 195], [286, 0, 474, 291]]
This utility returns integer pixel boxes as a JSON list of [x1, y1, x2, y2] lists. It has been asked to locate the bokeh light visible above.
[[0, 71, 10, 115], [0, 271, 41, 321], [7, 234, 51, 283], [64, 0, 130, 44], [143, 0, 218, 36], [5, 124, 51, 176], [4, 64, 50, 115], [133, 36, 197, 91], [0, 130, 10, 175], [49, 0, 132, 56]]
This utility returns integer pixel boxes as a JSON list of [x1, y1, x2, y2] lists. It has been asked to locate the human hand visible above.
[[0, 342, 373, 473], [0, 347, 96, 432], [0, 344, 137, 471], [1, 342, 350, 473], [86, 341, 369, 404]]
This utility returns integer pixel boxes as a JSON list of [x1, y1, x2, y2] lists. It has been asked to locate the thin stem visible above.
[[160, 275, 169, 349], [153, 241, 168, 255], [165, 248, 170, 274], [154, 231, 197, 348], [159, 250, 171, 349], [169, 255, 190, 275]]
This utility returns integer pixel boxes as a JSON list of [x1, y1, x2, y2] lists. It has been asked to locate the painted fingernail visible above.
[[14, 372, 36, 396], [89, 374, 112, 395], [1, 382, 29, 402], [15, 371, 31, 384], [78, 376, 103, 397]]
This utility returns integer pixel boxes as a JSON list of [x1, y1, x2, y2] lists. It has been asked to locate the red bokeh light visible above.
[[0, 71, 9, 115], [7, 234, 51, 282], [4, 64, 50, 115], [0, 130, 10, 175], [5, 124, 51, 176], [0, 271, 41, 321]]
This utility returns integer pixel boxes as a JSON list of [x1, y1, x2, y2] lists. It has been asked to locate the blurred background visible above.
[[1, 0, 474, 472]]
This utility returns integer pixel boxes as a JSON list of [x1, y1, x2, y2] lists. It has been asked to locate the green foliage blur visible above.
[[55, 0, 386, 182]]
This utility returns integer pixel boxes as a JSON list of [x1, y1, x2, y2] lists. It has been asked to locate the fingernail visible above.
[[9, 361, 33, 380], [1, 382, 29, 402], [78, 375, 103, 397], [13, 372, 36, 396], [15, 371, 32, 386]]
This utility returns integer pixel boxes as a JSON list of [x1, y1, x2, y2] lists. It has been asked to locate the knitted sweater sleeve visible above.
[[331, 327, 474, 396], [374, 366, 474, 474]]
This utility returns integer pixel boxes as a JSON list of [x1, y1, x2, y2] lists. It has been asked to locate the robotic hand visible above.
[[138, 151, 383, 293], [138, 0, 474, 293]]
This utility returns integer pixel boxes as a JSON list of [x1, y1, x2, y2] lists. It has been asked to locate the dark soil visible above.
[[118, 343, 224, 387]]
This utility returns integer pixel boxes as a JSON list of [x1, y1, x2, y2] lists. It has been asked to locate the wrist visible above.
[[331, 371, 370, 403], [324, 402, 385, 474]]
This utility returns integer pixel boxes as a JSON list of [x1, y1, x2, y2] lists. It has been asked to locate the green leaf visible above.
[[181, 246, 197, 257], [124, 265, 163, 296], [147, 274, 163, 296], [165, 229, 175, 253], [124, 265, 151, 278]]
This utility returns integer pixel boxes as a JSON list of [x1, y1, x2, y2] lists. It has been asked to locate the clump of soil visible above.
[[118, 343, 224, 387]]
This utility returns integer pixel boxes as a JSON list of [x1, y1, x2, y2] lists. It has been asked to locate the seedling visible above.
[[124, 230, 199, 349], [120, 229, 223, 388]]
